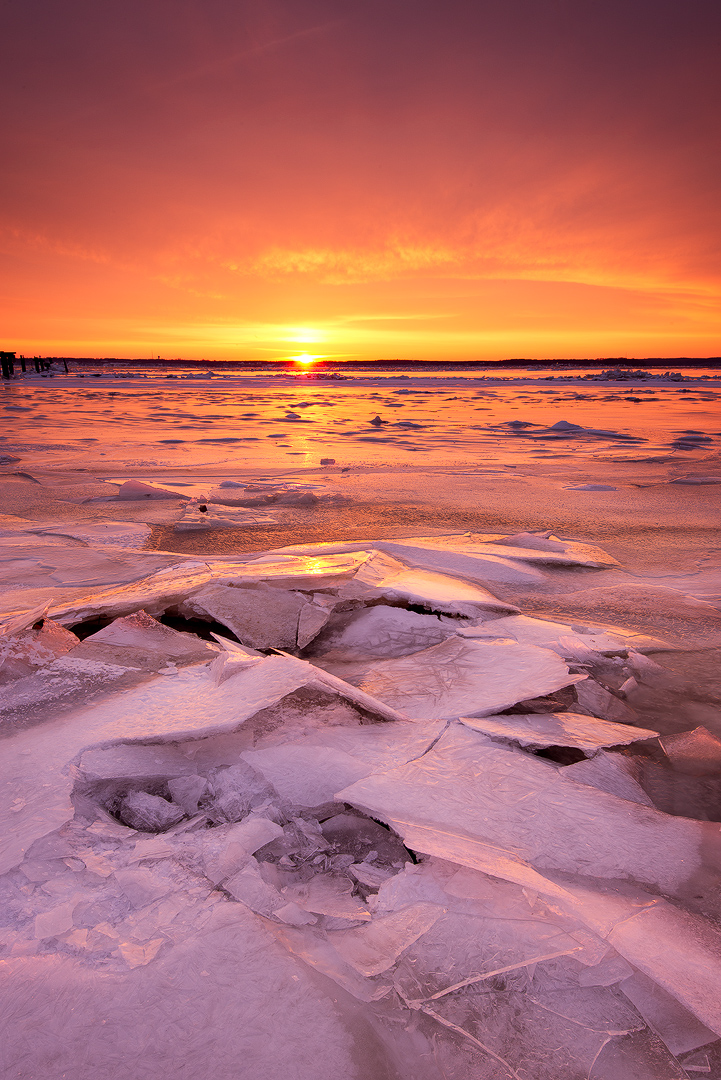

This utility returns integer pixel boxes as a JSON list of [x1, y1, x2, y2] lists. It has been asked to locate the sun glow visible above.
[[286, 327, 323, 344], [293, 353, 320, 366]]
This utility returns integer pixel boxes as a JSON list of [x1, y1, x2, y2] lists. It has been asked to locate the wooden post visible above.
[[20, 357, 26, 373]]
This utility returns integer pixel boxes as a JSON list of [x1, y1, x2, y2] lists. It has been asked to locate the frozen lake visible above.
[[1, 366, 721, 1079]]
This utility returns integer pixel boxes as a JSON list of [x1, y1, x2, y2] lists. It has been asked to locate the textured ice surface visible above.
[[347, 550, 518, 614], [322, 636, 584, 719], [309, 604, 455, 659], [183, 583, 308, 649], [29, 520, 153, 548], [459, 711, 659, 751], [116, 479, 188, 500], [1, 904, 361, 1080], [563, 751, 656, 806], [0, 618, 78, 684], [175, 501, 278, 530], [1, 518, 720, 1076], [243, 720, 445, 806], [456, 612, 662, 659], [0, 653, 403, 874], [575, 677, 638, 724], [336, 723, 707, 895], [659, 726, 721, 776]]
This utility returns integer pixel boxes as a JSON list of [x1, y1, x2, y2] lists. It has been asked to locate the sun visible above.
[[293, 353, 319, 367]]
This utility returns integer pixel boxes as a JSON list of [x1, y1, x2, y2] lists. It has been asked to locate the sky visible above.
[[2, 0, 720, 362]]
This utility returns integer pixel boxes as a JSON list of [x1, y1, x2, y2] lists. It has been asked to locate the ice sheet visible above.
[[182, 584, 308, 650], [0, 618, 78, 684], [335, 723, 707, 896], [321, 636, 585, 720], [307, 604, 456, 659], [242, 720, 445, 806], [175, 501, 277, 530], [563, 752, 656, 806], [459, 711, 659, 751], [347, 550, 519, 615], [0, 904, 360, 1080]]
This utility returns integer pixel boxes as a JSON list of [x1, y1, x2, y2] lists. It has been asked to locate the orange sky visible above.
[[2, 0, 720, 361]]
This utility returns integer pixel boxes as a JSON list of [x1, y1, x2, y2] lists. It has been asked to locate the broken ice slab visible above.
[[0, 653, 148, 732], [282, 873, 371, 921], [203, 762, 276, 824], [0, 534, 176, 596], [321, 636, 584, 720], [182, 583, 309, 650], [118, 791, 185, 831], [0, 652, 403, 874], [345, 550, 519, 616], [275, 531, 620, 569], [374, 822, 721, 1039], [0, 618, 78, 685], [0, 613, 216, 730], [243, 744, 376, 807], [167, 774, 209, 815], [335, 723, 712, 899], [0, 600, 52, 636], [307, 604, 456, 660], [268, 921, 392, 1002], [456, 613, 664, 659], [481, 530, 621, 567], [372, 540, 546, 584], [78, 743, 200, 782], [82, 610, 215, 662], [371, 860, 592, 998], [224, 856, 286, 915], [659, 727, 721, 777], [195, 818, 285, 885], [563, 751, 656, 806], [578, 952, 634, 987], [296, 602, 330, 649], [41, 551, 369, 628], [575, 677, 638, 724], [620, 970, 719, 1056], [242, 719, 446, 807], [115, 479, 189, 500], [274, 902, 317, 925], [459, 711, 658, 752], [326, 901, 443, 976], [348, 863, 395, 889], [174, 502, 278, 531]]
